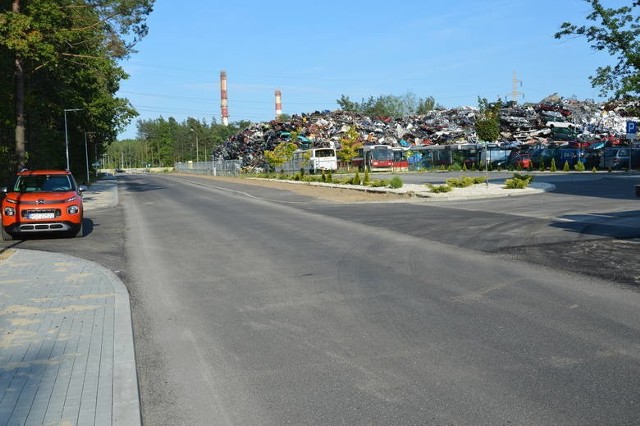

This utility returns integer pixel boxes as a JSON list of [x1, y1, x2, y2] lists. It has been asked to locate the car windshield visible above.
[[13, 175, 73, 193], [371, 149, 393, 161]]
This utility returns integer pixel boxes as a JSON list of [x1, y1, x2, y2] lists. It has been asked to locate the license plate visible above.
[[28, 212, 55, 220]]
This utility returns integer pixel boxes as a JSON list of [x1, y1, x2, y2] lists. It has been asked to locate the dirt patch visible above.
[[203, 175, 410, 203]]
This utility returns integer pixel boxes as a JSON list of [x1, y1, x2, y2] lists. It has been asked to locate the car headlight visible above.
[[67, 205, 80, 214], [3, 207, 15, 216]]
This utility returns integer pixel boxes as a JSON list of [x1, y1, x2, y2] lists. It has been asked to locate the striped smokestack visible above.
[[220, 70, 229, 126], [275, 89, 282, 119]]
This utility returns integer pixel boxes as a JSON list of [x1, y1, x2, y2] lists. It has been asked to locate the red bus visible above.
[[351, 145, 395, 172]]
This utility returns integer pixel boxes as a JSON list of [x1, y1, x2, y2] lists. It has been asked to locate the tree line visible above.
[[0, 0, 154, 184], [105, 117, 250, 169]]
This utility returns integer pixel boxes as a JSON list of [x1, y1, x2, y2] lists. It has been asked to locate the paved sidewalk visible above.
[[0, 177, 139, 425]]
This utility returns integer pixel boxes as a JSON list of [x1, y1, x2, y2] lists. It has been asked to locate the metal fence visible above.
[[174, 160, 243, 176]]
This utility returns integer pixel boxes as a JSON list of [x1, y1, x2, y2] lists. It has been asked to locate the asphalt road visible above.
[[120, 173, 640, 425], [6, 172, 640, 425]]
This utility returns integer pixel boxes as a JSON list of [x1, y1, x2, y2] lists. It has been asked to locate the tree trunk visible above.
[[13, 0, 25, 171]]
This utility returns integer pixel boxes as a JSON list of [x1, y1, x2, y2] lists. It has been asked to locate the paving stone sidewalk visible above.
[[0, 177, 139, 425]]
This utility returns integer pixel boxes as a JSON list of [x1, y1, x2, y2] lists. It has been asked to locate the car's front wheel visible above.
[[2, 227, 14, 241], [75, 221, 84, 238]]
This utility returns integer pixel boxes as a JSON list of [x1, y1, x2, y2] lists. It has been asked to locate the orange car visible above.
[[1, 169, 86, 240]]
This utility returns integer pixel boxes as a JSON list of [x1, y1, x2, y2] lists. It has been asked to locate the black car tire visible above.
[[74, 221, 84, 238], [2, 227, 14, 241]]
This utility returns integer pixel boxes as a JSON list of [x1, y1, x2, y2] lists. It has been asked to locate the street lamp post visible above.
[[64, 108, 82, 170], [84, 132, 95, 184]]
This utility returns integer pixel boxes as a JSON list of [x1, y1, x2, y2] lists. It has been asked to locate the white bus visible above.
[[281, 147, 338, 174]]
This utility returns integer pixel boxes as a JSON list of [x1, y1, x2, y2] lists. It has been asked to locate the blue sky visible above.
[[116, 0, 623, 139]]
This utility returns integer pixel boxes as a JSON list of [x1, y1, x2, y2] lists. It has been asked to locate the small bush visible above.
[[550, 158, 557, 172], [512, 172, 534, 183], [326, 171, 333, 182], [389, 176, 403, 189], [370, 179, 388, 187], [352, 171, 361, 185], [575, 161, 585, 172], [504, 172, 534, 189], [369, 179, 389, 188], [563, 161, 570, 172], [446, 176, 486, 188], [504, 178, 529, 189], [592, 166, 597, 173], [446, 177, 467, 188], [363, 169, 370, 185], [427, 184, 452, 193]]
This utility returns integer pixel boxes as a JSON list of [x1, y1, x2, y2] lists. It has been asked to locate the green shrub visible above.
[[504, 178, 529, 189], [389, 176, 403, 189], [575, 161, 586, 172], [326, 171, 333, 182], [512, 172, 534, 183], [592, 166, 597, 173], [446, 177, 469, 188], [445, 176, 486, 188], [504, 172, 534, 189], [352, 171, 361, 185], [550, 158, 557, 172], [538, 160, 545, 171], [427, 184, 452, 193], [369, 179, 387, 187], [563, 161, 570, 172], [363, 169, 370, 185]]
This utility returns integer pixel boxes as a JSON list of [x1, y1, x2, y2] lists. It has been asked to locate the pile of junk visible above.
[[212, 94, 640, 171]]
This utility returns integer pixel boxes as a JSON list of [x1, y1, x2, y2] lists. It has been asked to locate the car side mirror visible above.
[[78, 185, 88, 194]]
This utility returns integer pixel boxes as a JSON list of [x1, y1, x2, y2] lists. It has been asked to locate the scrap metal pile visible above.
[[212, 94, 639, 167]]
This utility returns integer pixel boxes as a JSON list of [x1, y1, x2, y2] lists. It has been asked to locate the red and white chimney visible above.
[[220, 70, 229, 126], [275, 89, 282, 119]]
